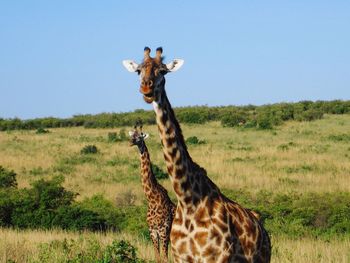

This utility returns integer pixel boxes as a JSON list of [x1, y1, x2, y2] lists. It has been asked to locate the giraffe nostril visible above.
[[148, 80, 153, 87], [141, 81, 146, 86]]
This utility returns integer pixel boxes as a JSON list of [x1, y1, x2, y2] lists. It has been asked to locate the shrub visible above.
[[295, 109, 323, 121], [36, 127, 50, 134], [108, 132, 118, 142], [221, 111, 248, 127], [11, 176, 76, 229], [4, 176, 108, 231], [328, 134, 350, 142], [185, 136, 206, 145], [151, 164, 168, 180], [0, 166, 17, 188], [256, 115, 273, 129], [222, 189, 350, 237], [256, 108, 282, 129], [53, 205, 107, 231], [79, 194, 122, 230], [119, 128, 128, 141], [117, 206, 148, 237], [177, 109, 207, 124], [31, 176, 75, 209], [108, 129, 128, 143], [104, 240, 145, 263], [0, 190, 14, 226], [81, 145, 98, 154]]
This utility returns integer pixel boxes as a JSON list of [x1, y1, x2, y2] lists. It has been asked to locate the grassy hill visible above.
[[1, 114, 350, 262]]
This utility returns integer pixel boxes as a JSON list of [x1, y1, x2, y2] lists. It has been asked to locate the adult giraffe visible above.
[[122, 47, 271, 263]]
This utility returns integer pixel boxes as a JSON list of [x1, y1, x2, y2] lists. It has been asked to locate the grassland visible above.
[[0, 114, 350, 262], [1, 228, 349, 263]]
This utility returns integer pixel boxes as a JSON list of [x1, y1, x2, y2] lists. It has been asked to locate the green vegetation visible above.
[[328, 133, 350, 142], [151, 164, 168, 180], [1, 100, 349, 130], [0, 167, 349, 240], [223, 189, 350, 238], [0, 166, 17, 188], [0, 168, 149, 236], [108, 129, 128, 143], [37, 239, 145, 263], [80, 145, 99, 154], [185, 136, 206, 145], [0, 172, 107, 231], [36, 127, 50, 134]]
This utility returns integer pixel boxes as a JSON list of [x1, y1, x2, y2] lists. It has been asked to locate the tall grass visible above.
[[0, 228, 349, 263], [1, 115, 349, 200]]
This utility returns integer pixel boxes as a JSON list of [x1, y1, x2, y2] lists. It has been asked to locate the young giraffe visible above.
[[123, 47, 271, 263], [129, 125, 176, 263]]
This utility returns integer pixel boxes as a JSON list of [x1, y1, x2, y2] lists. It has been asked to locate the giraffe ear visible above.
[[143, 133, 149, 140], [122, 60, 140, 73], [166, 59, 184, 72], [128, 131, 134, 137]]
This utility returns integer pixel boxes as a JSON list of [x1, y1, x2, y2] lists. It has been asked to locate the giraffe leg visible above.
[[149, 228, 161, 263], [159, 234, 169, 262], [159, 222, 172, 263]]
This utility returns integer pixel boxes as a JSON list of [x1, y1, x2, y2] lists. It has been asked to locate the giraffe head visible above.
[[122, 47, 184, 103], [128, 125, 149, 153]]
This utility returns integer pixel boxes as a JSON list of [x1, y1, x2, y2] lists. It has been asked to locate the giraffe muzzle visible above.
[[140, 85, 154, 103]]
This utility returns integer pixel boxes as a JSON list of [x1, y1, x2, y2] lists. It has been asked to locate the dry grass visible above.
[[0, 228, 349, 263], [271, 235, 350, 263], [0, 228, 156, 262], [1, 115, 349, 200]]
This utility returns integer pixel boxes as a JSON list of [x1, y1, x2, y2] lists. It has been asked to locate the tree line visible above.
[[1, 100, 349, 131]]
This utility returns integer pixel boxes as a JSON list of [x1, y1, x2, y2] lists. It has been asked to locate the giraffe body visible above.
[[123, 47, 271, 263], [129, 127, 176, 263]]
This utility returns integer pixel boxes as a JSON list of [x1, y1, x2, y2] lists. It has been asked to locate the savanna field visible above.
[[1, 105, 350, 262]]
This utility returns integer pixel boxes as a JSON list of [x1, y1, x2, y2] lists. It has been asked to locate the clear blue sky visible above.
[[1, 1, 349, 119]]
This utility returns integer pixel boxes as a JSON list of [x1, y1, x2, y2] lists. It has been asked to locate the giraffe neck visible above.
[[139, 145, 160, 202], [136, 140, 147, 155], [152, 88, 195, 206]]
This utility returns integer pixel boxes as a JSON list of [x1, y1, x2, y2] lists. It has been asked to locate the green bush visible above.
[[256, 115, 273, 129], [117, 206, 149, 238], [256, 107, 282, 129], [0, 190, 15, 226], [104, 240, 145, 263], [81, 145, 99, 154], [185, 136, 206, 145], [295, 109, 323, 121], [328, 134, 350, 142], [177, 109, 208, 124], [0, 166, 17, 188], [221, 111, 248, 127], [53, 205, 107, 231], [119, 128, 128, 141], [36, 127, 50, 134], [0, 175, 109, 231], [79, 194, 122, 230], [222, 189, 350, 238], [108, 132, 118, 142], [11, 176, 76, 229], [108, 129, 128, 143], [151, 164, 168, 180]]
